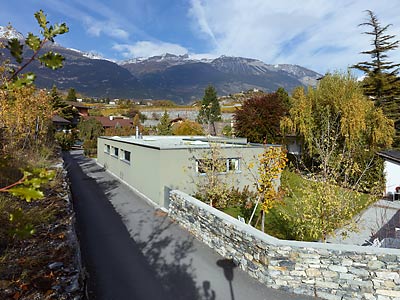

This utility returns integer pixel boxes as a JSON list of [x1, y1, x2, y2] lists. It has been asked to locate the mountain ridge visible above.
[[0, 27, 321, 103]]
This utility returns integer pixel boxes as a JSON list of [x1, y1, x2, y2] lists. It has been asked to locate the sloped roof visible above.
[[83, 116, 133, 128], [66, 101, 91, 109], [52, 115, 71, 124], [378, 150, 400, 163]]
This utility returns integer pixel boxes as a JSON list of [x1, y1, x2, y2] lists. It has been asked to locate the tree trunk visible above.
[[261, 210, 265, 232]]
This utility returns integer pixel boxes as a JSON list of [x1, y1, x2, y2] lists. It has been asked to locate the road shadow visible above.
[[217, 259, 237, 300], [367, 208, 400, 246], [129, 208, 217, 300]]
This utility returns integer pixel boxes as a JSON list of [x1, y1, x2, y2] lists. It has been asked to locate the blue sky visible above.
[[1, 0, 400, 74]]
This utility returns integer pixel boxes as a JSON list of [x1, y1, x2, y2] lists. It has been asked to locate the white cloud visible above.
[[188, 0, 217, 44], [113, 41, 188, 58], [84, 17, 129, 40], [187, 0, 400, 74]]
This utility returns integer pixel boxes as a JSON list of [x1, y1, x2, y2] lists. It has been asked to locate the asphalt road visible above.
[[63, 150, 317, 300]]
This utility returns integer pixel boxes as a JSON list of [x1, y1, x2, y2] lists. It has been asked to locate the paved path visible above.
[[327, 199, 400, 247], [63, 150, 316, 300]]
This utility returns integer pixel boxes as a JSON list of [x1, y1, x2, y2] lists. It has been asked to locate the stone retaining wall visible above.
[[168, 190, 400, 300]]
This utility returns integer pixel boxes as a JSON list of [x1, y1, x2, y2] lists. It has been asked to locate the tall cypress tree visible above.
[[353, 10, 400, 145], [197, 85, 221, 135], [157, 110, 171, 135]]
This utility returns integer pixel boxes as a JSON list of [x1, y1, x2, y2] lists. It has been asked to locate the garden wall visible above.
[[168, 190, 400, 300]]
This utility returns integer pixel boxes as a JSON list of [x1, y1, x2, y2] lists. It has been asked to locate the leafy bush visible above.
[[227, 186, 258, 223], [55, 132, 75, 150]]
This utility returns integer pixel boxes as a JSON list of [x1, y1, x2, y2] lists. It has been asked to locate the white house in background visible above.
[[378, 150, 400, 200], [97, 136, 274, 207]]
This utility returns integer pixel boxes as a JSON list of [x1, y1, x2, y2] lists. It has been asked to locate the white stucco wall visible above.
[[384, 160, 400, 196]]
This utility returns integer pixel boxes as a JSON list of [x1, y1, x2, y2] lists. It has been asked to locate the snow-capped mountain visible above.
[[118, 53, 321, 102], [0, 29, 321, 102], [120, 53, 320, 88], [0, 26, 24, 40]]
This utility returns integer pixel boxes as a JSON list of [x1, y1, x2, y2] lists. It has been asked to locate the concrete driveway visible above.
[[63, 150, 317, 300], [327, 199, 400, 247]]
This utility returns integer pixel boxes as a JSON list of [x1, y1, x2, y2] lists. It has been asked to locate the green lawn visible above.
[[223, 169, 376, 241]]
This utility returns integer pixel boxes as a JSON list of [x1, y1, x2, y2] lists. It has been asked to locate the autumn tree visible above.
[[171, 119, 204, 136], [0, 11, 68, 208], [197, 85, 221, 135], [282, 72, 393, 188], [353, 10, 400, 145], [247, 146, 287, 232], [104, 126, 135, 137], [0, 86, 54, 153], [0, 10, 68, 155], [157, 110, 171, 135], [280, 174, 363, 242], [280, 72, 393, 241], [191, 142, 235, 208], [234, 92, 287, 143], [126, 108, 146, 122]]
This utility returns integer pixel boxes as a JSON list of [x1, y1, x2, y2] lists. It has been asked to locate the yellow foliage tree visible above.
[[279, 72, 392, 241], [281, 177, 361, 242], [247, 146, 287, 232], [191, 142, 235, 208], [171, 119, 204, 136], [0, 87, 53, 154], [281, 72, 393, 190]]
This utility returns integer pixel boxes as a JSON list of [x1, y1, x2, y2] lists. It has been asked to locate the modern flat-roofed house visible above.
[[97, 136, 273, 207]]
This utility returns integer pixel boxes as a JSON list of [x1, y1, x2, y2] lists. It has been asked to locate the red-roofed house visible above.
[[83, 116, 133, 129], [66, 101, 91, 117]]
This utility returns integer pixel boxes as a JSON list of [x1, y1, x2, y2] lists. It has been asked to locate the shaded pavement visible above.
[[63, 150, 316, 300]]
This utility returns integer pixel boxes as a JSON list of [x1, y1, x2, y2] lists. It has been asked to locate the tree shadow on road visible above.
[[367, 208, 400, 247], [130, 208, 217, 300]]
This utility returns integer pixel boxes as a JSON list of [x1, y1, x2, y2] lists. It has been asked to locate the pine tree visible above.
[[353, 10, 400, 145], [50, 85, 76, 122], [157, 110, 171, 135], [66, 88, 77, 101], [50, 85, 66, 111], [276, 87, 290, 111], [197, 85, 221, 135]]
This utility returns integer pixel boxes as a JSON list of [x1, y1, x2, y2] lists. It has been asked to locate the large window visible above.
[[196, 158, 240, 174]]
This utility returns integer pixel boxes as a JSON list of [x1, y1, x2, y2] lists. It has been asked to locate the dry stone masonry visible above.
[[168, 190, 400, 300]]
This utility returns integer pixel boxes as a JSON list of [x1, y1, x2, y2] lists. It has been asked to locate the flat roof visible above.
[[99, 135, 271, 150]]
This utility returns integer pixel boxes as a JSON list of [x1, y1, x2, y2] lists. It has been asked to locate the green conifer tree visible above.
[[197, 85, 221, 135], [66, 88, 77, 101], [157, 110, 171, 135], [353, 10, 400, 145]]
